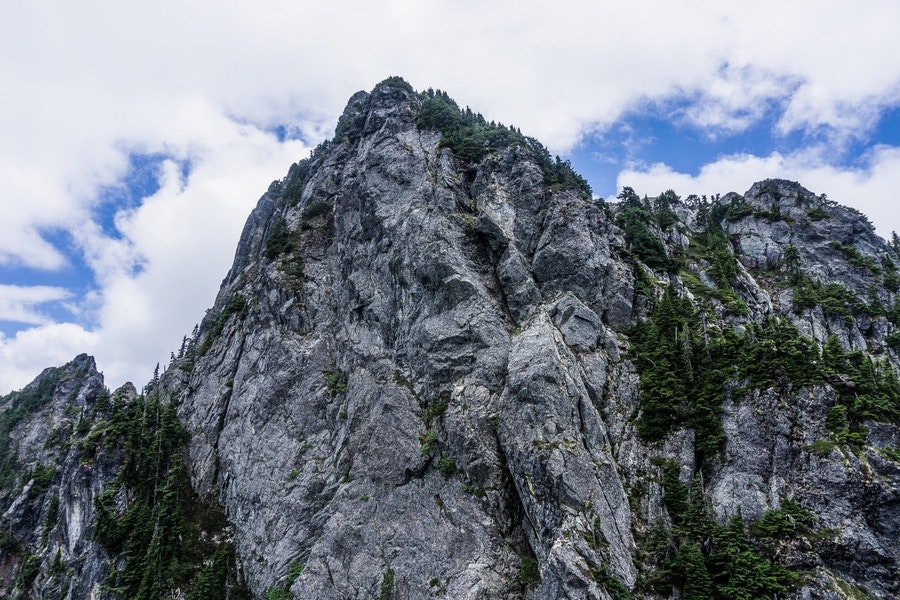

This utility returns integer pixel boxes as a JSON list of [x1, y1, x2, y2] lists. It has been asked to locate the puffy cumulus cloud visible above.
[[79, 117, 307, 389], [0, 324, 100, 393], [617, 145, 900, 239], [0, 98, 306, 393]]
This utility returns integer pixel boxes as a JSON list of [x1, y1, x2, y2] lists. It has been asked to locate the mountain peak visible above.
[[1, 82, 898, 599]]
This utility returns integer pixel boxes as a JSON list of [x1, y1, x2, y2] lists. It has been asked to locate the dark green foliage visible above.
[[678, 542, 713, 599], [539, 154, 593, 195], [267, 588, 290, 600], [750, 499, 813, 543], [422, 399, 449, 422], [653, 190, 680, 230], [301, 200, 332, 222], [93, 392, 249, 600], [631, 261, 655, 298], [41, 493, 60, 543], [286, 561, 305, 587], [882, 255, 900, 292], [641, 473, 807, 599], [418, 430, 437, 455], [0, 529, 19, 553], [323, 370, 348, 397], [265, 217, 300, 260], [783, 244, 802, 282], [591, 564, 633, 600], [519, 556, 540, 588], [755, 202, 786, 222], [820, 335, 900, 443], [185, 545, 235, 600], [631, 286, 824, 464], [378, 75, 414, 93], [682, 216, 747, 313], [198, 294, 248, 355], [265, 216, 305, 292], [416, 89, 591, 195], [26, 464, 55, 499], [437, 455, 456, 478], [887, 330, 900, 352], [806, 206, 830, 221], [49, 548, 66, 577], [866, 285, 886, 317], [660, 461, 689, 526], [615, 189, 674, 271], [263, 561, 305, 600], [792, 276, 865, 318], [830, 241, 881, 274], [707, 515, 797, 599], [16, 553, 41, 589], [282, 160, 312, 206], [378, 567, 395, 600], [719, 196, 753, 221], [630, 288, 726, 461], [739, 319, 821, 389], [696, 231, 738, 290]]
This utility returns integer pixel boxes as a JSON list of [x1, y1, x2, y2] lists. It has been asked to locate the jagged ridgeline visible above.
[[1, 76, 899, 599]]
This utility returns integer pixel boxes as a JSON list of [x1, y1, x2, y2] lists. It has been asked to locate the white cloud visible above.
[[0, 98, 306, 392], [675, 64, 800, 137], [0, 324, 100, 393], [0, 285, 72, 325], [617, 145, 900, 239]]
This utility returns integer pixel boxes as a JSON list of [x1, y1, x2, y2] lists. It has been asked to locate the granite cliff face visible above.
[[1, 79, 898, 599]]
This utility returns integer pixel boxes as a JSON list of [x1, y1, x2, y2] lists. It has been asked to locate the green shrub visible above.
[[27, 463, 55, 498], [419, 430, 437, 455], [323, 370, 348, 397], [301, 200, 332, 221], [592, 564, 633, 599], [830, 241, 880, 274], [282, 160, 311, 206], [520, 556, 540, 588], [417, 89, 590, 195], [378, 76, 414, 93], [750, 498, 813, 541], [806, 206, 830, 221], [16, 553, 41, 589], [378, 568, 395, 600], [615, 197, 673, 271], [93, 393, 250, 600], [422, 400, 449, 422], [198, 295, 248, 355], [437, 455, 456, 477], [265, 218, 299, 260], [286, 561, 305, 587]]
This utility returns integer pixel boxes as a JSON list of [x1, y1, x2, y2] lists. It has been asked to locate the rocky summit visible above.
[[1, 77, 898, 599]]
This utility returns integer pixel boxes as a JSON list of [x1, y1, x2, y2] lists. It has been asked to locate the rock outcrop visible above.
[[1, 78, 898, 599]]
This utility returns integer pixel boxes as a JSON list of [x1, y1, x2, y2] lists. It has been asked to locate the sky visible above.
[[1, 1, 899, 394]]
